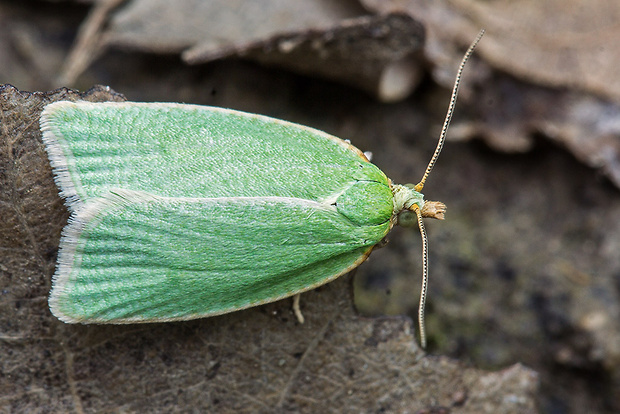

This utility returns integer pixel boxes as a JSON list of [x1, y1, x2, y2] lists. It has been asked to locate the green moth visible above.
[[41, 32, 483, 348]]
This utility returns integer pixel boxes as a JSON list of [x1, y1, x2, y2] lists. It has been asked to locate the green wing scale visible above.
[[41, 102, 396, 323], [42, 102, 390, 208]]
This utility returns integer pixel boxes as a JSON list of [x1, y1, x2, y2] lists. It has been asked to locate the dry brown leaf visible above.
[[183, 13, 425, 103], [56, 0, 427, 101], [106, 0, 364, 53], [363, 0, 620, 102]]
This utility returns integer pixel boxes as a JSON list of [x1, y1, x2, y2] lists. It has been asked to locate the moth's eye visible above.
[[397, 210, 418, 228]]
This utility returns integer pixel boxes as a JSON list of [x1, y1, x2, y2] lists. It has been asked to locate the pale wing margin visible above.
[[40, 103, 86, 211], [50, 190, 391, 323]]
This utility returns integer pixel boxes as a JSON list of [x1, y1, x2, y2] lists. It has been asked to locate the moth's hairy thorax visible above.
[[391, 184, 424, 213]]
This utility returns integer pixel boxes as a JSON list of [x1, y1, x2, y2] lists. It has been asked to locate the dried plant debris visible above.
[[445, 75, 620, 188], [363, 0, 620, 102], [183, 13, 425, 103], [105, 0, 364, 52], [363, 0, 620, 189], [60, 0, 425, 101], [0, 84, 539, 412]]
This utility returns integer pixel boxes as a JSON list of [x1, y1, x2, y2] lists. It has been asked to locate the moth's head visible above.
[[392, 183, 446, 227], [398, 202, 447, 227]]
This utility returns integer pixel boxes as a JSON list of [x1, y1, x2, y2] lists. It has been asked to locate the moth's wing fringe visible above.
[[40, 102, 85, 211], [48, 189, 159, 322]]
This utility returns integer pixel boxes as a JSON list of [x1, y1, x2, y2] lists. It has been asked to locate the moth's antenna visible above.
[[414, 205, 429, 348], [415, 29, 485, 193], [414, 30, 484, 349]]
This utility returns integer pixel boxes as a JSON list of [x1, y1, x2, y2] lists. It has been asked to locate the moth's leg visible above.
[[293, 294, 305, 324]]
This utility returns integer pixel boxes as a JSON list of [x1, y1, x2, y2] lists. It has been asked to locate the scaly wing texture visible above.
[[40, 101, 391, 210], [50, 191, 391, 323], [41, 101, 396, 323]]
